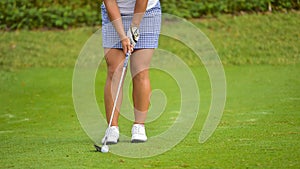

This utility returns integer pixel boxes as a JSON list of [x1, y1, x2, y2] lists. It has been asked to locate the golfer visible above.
[[101, 0, 161, 144]]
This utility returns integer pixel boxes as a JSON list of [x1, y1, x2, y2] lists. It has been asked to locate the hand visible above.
[[121, 37, 133, 54], [127, 26, 140, 47]]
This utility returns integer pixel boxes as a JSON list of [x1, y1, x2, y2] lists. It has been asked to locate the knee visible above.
[[107, 66, 122, 80], [133, 71, 149, 83]]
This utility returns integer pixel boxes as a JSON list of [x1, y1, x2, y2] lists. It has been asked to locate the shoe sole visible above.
[[106, 141, 117, 145], [104, 139, 119, 145], [131, 139, 147, 143]]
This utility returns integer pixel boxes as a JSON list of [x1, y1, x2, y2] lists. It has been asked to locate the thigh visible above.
[[104, 48, 125, 73], [130, 49, 154, 77]]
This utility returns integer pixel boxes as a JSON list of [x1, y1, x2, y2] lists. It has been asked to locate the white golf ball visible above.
[[101, 145, 109, 153]]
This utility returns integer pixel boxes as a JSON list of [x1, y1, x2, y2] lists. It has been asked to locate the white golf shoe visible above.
[[102, 126, 119, 144], [131, 124, 147, 143]]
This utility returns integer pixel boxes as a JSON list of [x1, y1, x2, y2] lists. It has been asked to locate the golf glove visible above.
[[127, 26, 140, 47]]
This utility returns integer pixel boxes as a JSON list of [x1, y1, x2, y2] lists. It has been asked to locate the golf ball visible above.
[[101, 145, 109, 153]]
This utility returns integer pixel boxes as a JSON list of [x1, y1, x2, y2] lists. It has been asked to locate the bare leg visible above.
[[130, 49, 154, 124], [104, 48, 125, 126]]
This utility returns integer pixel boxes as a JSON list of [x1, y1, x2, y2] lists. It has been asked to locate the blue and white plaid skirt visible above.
[[101, 2, 161, 49]]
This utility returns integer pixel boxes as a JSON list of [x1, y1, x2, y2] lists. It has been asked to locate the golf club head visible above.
[[94, 144, 102, 152], [94, 144, 109, 153]]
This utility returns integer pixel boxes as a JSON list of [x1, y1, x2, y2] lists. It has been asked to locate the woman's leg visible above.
[[104, 48, 125, 126], [130, 49, 154, 124]]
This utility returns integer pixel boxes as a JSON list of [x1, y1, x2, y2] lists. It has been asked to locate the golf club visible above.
[[95, 52, 131, 153]]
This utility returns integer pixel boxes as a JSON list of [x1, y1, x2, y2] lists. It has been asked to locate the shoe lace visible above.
[[107, 128, 119, 139], [133, 125, 144, 135]]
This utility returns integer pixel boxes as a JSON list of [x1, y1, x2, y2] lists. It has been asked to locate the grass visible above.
[[1, 12, 300, 168], [1, 12, 299, 70]]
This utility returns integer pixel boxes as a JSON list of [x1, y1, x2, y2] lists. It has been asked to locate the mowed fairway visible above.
[[1, 13, 300, 168]]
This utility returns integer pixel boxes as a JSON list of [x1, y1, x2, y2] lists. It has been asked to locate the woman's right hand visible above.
[[121, 37, 133, 54]]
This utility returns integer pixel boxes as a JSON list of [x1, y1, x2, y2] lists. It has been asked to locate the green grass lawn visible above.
[[1, 13, 300, 168]]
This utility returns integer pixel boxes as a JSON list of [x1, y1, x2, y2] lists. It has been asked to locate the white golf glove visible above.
[[127, 26, 140, 47]]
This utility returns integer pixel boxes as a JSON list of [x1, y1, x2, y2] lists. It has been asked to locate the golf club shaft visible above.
[[104, 53, 130, 145]]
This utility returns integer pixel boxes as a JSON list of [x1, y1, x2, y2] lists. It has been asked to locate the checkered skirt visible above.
[[101, 2, 161, 49]]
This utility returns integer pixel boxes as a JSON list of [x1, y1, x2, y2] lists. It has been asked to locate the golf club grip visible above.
[[123, 52, 130, 67]]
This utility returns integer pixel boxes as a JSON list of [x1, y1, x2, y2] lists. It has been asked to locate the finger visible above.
[[127, 44, 132, 53], [129, 44, 133, 53], [123, 46, 127, 54]]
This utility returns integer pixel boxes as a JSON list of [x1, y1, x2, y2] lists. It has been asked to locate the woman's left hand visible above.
[[127, 26, 140, 47]]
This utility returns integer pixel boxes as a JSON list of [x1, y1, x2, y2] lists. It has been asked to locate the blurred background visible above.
[[1, 0, 299, 30]]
